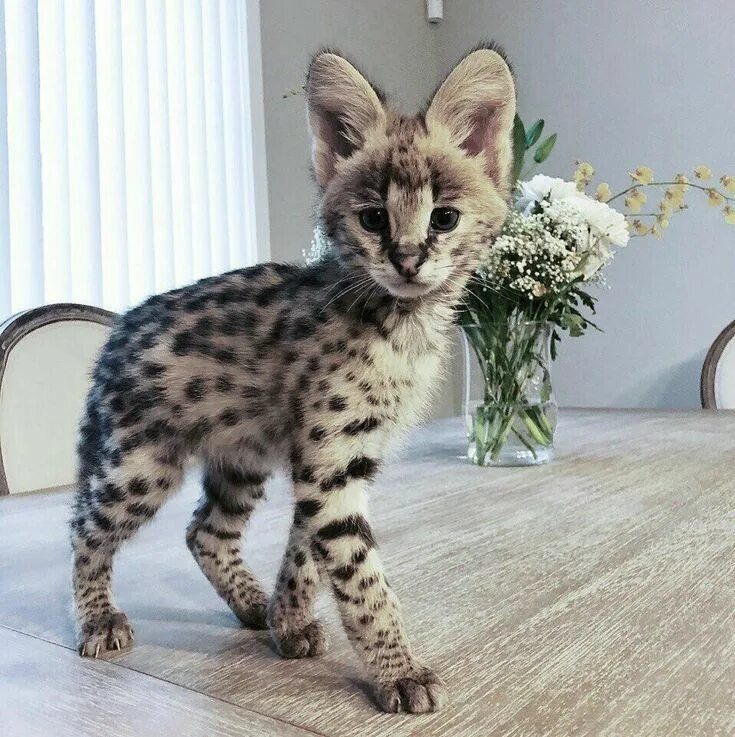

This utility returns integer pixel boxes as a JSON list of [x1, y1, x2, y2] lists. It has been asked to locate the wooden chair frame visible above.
[[700, 318, 735, 409], [0, 303, 117, 495]]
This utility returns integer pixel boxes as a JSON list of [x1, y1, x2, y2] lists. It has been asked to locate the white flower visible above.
[[304, 226, 333, 265], [568, 197, 630, 249], [510, 176, 630, 281], [515, 175, 585, 214]]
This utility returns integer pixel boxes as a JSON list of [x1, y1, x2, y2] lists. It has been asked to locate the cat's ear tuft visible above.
[[306, 51, 386, 188], [426, 46, 516, 198]]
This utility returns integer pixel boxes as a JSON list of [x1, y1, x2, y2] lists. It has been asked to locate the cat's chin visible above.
[[380, 280, 435, 299]]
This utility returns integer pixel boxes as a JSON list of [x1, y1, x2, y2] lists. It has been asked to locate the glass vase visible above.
[[461, 319, 557, 467]]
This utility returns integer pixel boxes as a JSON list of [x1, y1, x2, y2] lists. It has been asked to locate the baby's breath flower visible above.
[[304, 226, 333, 265], [694, 165, 713, 180], [630, 166, 654, 185]]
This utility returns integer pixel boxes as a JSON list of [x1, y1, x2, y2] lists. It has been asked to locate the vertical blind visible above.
[[0, 0, 264, 320]]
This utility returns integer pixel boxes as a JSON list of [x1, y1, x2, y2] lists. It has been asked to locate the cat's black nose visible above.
[[389, 251, 426, 279]]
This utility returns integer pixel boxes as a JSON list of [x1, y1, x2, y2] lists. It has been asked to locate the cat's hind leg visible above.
[[71, 443, 184, 657]]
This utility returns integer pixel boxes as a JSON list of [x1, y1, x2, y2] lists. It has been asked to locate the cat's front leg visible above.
[[292, 473, 447, 713], [267, 517, 328, 658]]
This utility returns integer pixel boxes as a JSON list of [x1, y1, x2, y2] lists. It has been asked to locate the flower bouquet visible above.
[[459, 116, 735, 467]]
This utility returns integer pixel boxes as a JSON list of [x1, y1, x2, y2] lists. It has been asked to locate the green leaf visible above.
[[577, 290, 597, 312], [525, 119, 544, 148], [511, 114, 526, 185], [533, 133, 557, 164]]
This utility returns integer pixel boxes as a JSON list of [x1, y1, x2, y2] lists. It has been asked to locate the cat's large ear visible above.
[[426, 46, 516, 198], [306, 51, 386, 188]]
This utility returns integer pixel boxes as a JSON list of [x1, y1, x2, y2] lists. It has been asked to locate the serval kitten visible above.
[[70, 44, 516, 713]]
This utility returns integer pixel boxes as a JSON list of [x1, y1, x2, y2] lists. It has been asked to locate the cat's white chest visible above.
[[366, 326, 449, 429]]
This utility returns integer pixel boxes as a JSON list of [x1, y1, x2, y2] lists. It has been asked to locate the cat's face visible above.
[[307, 46, 516, 299]]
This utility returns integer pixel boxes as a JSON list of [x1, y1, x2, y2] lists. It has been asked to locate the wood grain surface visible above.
[[1, 410, 734, 736], [0, 627, 316, 737]]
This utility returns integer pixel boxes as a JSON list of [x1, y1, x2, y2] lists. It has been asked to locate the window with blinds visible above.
[[0, 0, 268, 321]]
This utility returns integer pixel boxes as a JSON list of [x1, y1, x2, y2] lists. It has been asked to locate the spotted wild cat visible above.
[[70, 43, 516, 713]]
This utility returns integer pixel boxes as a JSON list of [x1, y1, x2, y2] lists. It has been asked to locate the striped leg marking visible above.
[[186, 461, 269, 628]]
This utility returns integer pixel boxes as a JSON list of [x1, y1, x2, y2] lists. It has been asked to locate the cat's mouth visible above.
[[377, 275, 436, 299]]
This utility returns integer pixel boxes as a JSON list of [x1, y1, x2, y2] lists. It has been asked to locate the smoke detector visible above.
[[426, 0, 443, 23]]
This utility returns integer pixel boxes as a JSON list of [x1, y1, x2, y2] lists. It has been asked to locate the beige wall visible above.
[[436, 0, 735, 408]]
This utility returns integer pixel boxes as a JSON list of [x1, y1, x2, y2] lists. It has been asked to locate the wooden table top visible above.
[[1, 409, 734, 737]]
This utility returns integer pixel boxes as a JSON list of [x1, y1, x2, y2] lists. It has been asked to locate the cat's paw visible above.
[[78, 611, 134, 658], [234, 600, 269, 630], [374, 667, 448, 713], [270, 620, 328, 659]]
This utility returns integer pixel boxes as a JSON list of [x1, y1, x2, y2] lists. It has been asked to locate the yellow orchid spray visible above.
[[573, 162, 735, 232]]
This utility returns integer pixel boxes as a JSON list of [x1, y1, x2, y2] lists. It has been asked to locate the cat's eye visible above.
[[430, 207, 460, 232], [359, 207, 389, 233]]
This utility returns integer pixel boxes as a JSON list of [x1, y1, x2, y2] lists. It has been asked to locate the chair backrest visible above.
[[701, 319, 735, 409], [0, 304, 116, 495]]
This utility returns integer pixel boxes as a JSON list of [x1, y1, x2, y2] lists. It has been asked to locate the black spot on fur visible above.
[[342, 416, 380, 435], [127, 477, 149, 496], [319, 471, 347, 493], [311, 539, 330, 560], [219, 408, 239, 426], [172, 331, 194, 355], [215, 374, 234, 393], [185, 377, 206, 402], [90, 509, 114, 532], [328, 395, 347, 412], [352, 548, 368, 565], [214, 347, 236, 364], [290, 318, 316, 340], [254, 285, 280, 308], [127, 502, 157, 518], [186, 418, 212, 444], [142, 362, 166, 378], [333, 565, 357, 581], [317, 514, 376, 547], [195, 315, 214, 336], [221, 464, 267, 487], [294, 465, 316, 484], [98, 482, 126, 505], [144, 419, 174, 442], [296, 498, 322, 519], [346, 456, 379, 480]]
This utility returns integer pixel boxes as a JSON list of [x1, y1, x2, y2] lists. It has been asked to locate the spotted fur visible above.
[[70, 43, 516, 713]]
